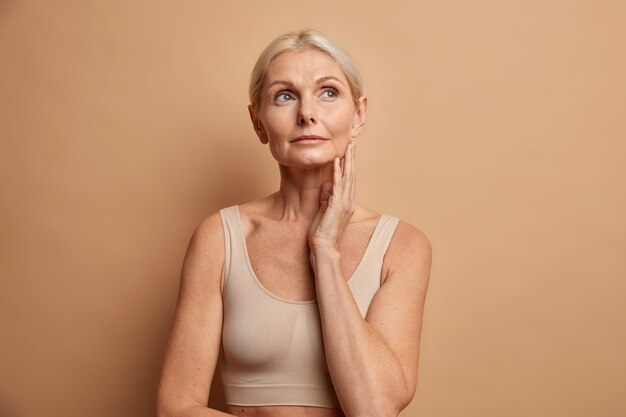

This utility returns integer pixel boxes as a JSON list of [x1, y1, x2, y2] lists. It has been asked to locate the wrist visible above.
[[312, 245, 340, 257], [309, 245, 341, 269]]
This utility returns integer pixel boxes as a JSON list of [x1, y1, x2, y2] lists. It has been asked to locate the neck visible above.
[[271, 162, 335, 223]]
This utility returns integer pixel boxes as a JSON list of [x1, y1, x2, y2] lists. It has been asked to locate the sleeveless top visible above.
[[218, 205, 400, 408]]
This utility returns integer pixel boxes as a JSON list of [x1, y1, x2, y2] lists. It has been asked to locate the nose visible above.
[[297, 100, 317, 125]]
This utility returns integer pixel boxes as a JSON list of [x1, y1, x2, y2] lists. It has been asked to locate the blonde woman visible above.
[[156, 29, 432, 417]]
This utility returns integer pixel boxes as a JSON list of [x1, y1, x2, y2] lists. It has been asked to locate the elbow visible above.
[[155, 384, 204, 417], [351, 398, 406, 417], [155, 400, 210, 417], [155, 398, 175, 417], [155, 403, 193, 417], [154, 394, 167, 417], [154, 396, 190, 417], [155, 405, 169, 417], [369, 388, 415, 417], [368, 408, 399, 417], [353, 407, 399, 417], [155, 400, 201, 417], [380, 402, 405, 417], [155, 389, 180, 417]]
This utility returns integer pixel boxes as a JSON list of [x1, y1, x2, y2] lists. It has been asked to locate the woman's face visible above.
[[249, 48, 366, 169]]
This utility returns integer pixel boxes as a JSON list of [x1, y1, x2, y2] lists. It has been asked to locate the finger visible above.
[[339, 149, 346, 174], [332, 156, 342, 205], [343, 140, 352, 180], [319, 181, 333, 211], [350, 141, 356, 202], [343, 141, 354, 201]]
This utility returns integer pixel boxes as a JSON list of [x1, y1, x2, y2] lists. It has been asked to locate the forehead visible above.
[[265, 49, 348, 85]]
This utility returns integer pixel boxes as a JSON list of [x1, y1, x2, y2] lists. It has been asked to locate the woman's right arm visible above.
[[155, 213, 234, 417]]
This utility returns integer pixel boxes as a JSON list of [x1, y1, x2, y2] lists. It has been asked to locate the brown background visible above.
[[1, 1, 625, 416]]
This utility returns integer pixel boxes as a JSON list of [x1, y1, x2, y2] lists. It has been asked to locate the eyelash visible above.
[[274, 92, 293, 102], [322, 87, 339, 97], [274, 88, 339, 102]]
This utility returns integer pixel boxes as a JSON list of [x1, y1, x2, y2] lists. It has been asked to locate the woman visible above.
[[156, 29, 432, 417]]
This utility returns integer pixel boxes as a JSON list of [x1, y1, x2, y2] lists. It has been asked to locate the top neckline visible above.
[[234, 205, 385, 305]]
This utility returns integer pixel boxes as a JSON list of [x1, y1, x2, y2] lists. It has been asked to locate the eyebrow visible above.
[[267, 75, 345, 89]]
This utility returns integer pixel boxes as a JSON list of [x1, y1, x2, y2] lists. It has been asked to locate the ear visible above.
[[350, 96, 367, 139], [248, 104, 268, 144]]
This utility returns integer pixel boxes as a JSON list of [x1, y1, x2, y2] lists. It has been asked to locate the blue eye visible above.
[[275, 92, 293, 102], [321, 88, 338, 98]]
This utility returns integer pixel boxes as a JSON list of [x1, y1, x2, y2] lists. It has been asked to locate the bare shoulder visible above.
[[181, 211, 225, 294], [388, 219, 432, 258], [192, 211, 225, 245], [382, 218, 432, 286], [353, 204, 432, 254], [188, 211, 225, 259]]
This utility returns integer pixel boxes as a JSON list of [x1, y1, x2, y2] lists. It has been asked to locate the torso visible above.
[[222, 198, 384, 416], [226, 404, 346, 417], [223, 200, 385, 301]]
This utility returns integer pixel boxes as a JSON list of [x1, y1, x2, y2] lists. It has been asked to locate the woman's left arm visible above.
[[309, 141, 432, 417]]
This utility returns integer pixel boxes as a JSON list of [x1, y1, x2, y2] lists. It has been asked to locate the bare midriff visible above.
[[226, 405, 345, 417]]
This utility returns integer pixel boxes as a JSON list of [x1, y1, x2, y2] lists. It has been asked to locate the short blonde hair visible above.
[[249, 29, 364, 112]]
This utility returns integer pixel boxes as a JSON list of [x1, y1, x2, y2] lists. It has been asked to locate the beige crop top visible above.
[[218, 205, 400, 408]]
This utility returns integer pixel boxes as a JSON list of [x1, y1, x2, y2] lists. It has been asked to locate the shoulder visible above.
[[388, 219, 432, 258], [354, 204, 432, 255], [381, 217, 432, 286], [180, 210, 227, 294], [190, 210, 225, 251]]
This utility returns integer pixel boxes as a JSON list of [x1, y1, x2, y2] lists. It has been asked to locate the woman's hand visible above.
[[308, 140, 357, 253]]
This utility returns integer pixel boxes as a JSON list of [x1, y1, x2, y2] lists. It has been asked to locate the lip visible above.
[[291, 135, 328, 143]]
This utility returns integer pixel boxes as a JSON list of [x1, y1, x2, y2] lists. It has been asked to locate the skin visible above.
[[155, 48, 432, 417]]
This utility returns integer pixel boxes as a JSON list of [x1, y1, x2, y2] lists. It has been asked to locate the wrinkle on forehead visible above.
[[265, 49, 349, 88]]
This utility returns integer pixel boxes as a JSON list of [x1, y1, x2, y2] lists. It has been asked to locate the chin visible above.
[[272, 147, 339, 169], [287, 159, 334, 170], [280, 155, 337, 170]]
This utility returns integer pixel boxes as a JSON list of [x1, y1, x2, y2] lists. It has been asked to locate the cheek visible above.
[[327, 116, 355, 156], [325, 108, 354, 136], [262, 109, 291, 137]]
